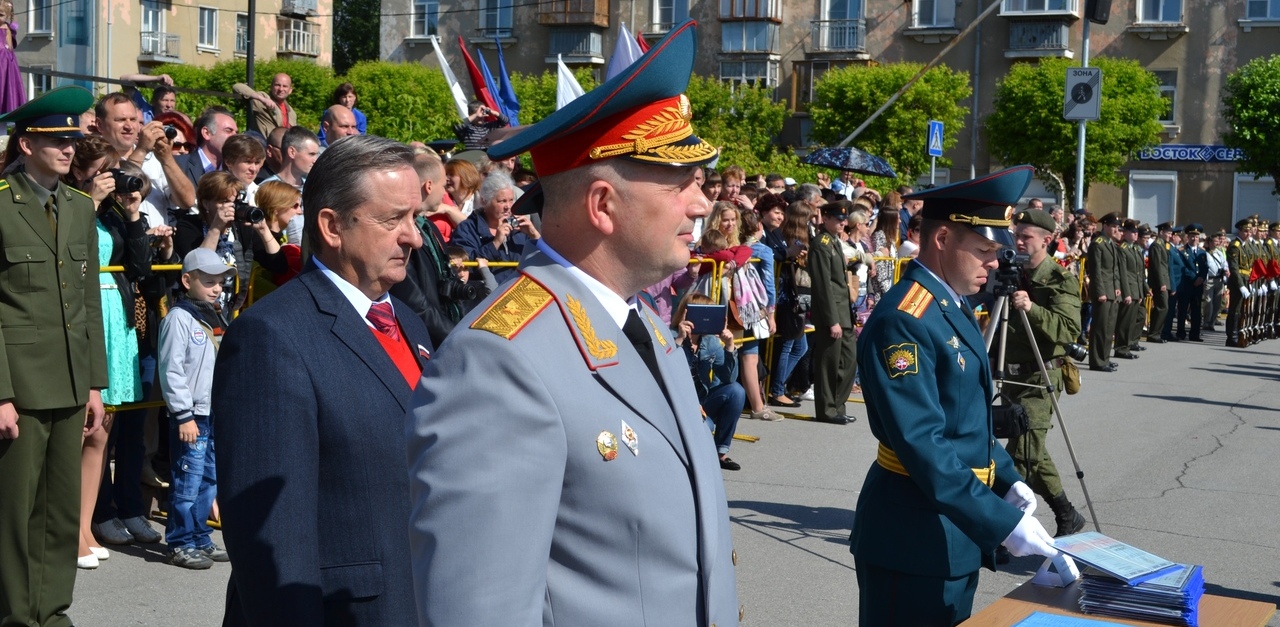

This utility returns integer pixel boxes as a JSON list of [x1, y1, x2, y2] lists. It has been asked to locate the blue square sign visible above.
[[927, 120, 944, 158]]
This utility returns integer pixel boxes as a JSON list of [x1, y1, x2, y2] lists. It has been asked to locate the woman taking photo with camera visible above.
[[451, 170, 538, 284], [242, 180, 303, 306]]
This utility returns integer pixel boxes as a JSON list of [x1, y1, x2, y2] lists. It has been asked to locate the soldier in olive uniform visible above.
[[1146, 222, 1173, 343], [1000, 209, 1085, 537], [1226, 217, 1253, 346], [0, 87, 108, 627], [1113, 220, 1142, 359], [809, 200, 857, 425], [1086, 212, 1123, 371]]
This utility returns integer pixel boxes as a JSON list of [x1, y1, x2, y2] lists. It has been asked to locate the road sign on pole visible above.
[[1064, 67, 1102, 121], [927, 120, 944, 157]]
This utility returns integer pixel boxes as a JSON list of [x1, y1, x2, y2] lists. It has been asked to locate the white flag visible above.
[[604, 22, 645, 81], [431, 35, 469, 120], [556, 54, 585, 110]]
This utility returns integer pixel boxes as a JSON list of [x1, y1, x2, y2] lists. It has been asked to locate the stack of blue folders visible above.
[[1078, 564, 1205, 626]]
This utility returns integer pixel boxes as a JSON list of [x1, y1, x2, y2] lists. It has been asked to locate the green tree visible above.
[[510, 67, 599, 126], [343, 61, 459, 142], [686, 75, 789, 173], [332, 0, 381, 75], [986, 57, 1164, 207], [1224, 54, 1280, 196], [808, 63, 971, 184]]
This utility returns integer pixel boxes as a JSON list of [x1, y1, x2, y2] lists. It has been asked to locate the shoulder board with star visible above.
[[1094, 236, 1108, 245], [819, 233, 832, 246], [896, 282, 934, 319], [470, 275, 553, 340], [1232, 240, 1241, 247]]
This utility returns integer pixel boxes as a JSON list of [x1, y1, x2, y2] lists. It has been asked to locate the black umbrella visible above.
[[802, 147, 897, 179]]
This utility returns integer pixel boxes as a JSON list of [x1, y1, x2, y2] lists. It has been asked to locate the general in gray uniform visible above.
[[404, 22, 740, 627]]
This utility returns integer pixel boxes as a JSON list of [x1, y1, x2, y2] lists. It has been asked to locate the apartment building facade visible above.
[[16, 0, 332, 98], [383, 0, 1276, 227]]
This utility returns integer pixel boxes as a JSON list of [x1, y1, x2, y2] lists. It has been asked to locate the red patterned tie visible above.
[[366, 301, 400, 342]]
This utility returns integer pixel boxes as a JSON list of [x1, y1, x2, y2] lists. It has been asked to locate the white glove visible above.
[[1002, 481, 1037, 515], [1002, 511, 1060, 558], [1241, 287, 1251, 299], [1261, 284, 1270, 296], [1271, 281, 1277, 291]]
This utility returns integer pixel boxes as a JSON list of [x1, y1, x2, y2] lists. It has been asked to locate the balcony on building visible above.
[[538, 0, 608, 28], [139, 31, 181, 64], [281, 0, 318, 17], [545, 27, 604, 64], [278, 17, 320, 57], [1001, 0, 1077, 58], [809, 18, 867, 58]]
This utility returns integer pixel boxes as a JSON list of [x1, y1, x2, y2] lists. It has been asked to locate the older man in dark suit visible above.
[[213, 135, 431, 626]]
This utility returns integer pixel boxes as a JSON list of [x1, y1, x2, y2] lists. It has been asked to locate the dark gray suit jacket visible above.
[[175, 149, 210, 190], [214, 264, 432, 627]]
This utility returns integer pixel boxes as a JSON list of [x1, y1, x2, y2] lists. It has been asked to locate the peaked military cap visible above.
[[1156, 222, 1173, 232], [1235, 217, 1253, 230], [1171, 225, 1184, 234], [820, 200, 851, 220], [1257, 220, 1270, 232], [0, 86, 93, 139], [1122, 218, 1140, 232], [1184, 223, 1204, 236], [903, 164, 1034, 247], [495, 20, 717, 215], [1098, 212, 1124, 226], [1271, 223, 1280, 232], [1138, 224, 1153, 237], [1013, 208, 1056, 233]]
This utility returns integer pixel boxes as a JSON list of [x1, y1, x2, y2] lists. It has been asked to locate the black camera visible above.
[[1064, 342, 1088, 362], [439, 272, 484, 302], [233, 190, 264, 224], [109, 169, 144, 194], [162, 124, 178, 140], [992, 247, 1030, 296]]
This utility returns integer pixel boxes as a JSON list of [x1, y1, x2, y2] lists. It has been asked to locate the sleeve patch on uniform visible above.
[[470, 275, 553, 340], [896, 283, 934, 319], [883, 343, 919, 378]]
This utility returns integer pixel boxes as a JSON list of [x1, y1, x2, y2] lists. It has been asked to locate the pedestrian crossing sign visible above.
[[927, 120, 944, 158]]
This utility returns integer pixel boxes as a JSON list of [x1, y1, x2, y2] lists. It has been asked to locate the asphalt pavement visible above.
[[70, 327, 1280, 625]]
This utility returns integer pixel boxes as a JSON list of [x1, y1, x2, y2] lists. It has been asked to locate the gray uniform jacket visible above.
[[158, 302, 218, 423], [406, 251, 739, 627]]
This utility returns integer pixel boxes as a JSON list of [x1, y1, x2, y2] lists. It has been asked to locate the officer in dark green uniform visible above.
[[851, 166, 1058, 627], [1000, 209, 1085, 537], [1146, 222, 1173, 343], [0, 86, 108, 627], [1086, 212, 1123, 371], [1113, 219, 1142, 359], [1226, 217, 1252, 346], [809, 200, 856, 425]]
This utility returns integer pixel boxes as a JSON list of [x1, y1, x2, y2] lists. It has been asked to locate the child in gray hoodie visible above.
[[158, 248, 234, 570]]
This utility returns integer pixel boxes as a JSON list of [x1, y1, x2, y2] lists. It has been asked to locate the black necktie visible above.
[[623, 309, 670, 401]]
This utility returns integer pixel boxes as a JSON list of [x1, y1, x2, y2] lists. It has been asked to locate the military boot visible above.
[[1049, 492, 1085, 538]]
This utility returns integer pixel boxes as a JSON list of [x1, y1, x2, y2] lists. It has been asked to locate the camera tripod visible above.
[[983, 291, 1101, 535]]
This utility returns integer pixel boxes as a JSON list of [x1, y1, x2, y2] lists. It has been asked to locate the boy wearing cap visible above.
[[851, 166, 1058, 625], [158, 248, 234, 569], [0, 86, 108, 627]]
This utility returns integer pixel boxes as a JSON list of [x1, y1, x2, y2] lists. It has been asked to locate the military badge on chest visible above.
[[596, 430, 619, 461]]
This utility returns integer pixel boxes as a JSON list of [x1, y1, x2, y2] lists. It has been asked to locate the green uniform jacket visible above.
[[1086, 236, 1119, 302], [0, 174, 107, 408], [1147, 240, 1171, 292], [1118, 242, 1142, 300], [808, 230, 851, 329], [1227, 238, 1248, 290], [851, 261, 1023, 578], [1003, 260, 1081, 365]]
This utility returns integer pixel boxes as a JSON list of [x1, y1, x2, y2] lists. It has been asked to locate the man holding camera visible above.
[[94, 92, 195, 223], [1002, 209, 1085, 537], [453, 102, 508, 150]]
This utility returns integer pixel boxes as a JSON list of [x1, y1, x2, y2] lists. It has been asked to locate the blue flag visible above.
[[494, 37, 521, 126], [475, 48, 506, 125]]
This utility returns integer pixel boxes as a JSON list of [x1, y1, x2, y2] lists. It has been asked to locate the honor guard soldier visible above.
[[1226, 216, 1253, 346], [405, 22, 740, 627], [851, 165, 1058, 626], [1147, 222, 1173, 343], [810, 200, 857, 425], [0, 87, 108, 627], [1113, 219, 1143, 358], [1246, 216, 1264, 344], [1177, 225, 1208, 342], [1000, 209, 1086, 536], [1087, 212, 1123, 371], [1267, 224, 1280, 338]]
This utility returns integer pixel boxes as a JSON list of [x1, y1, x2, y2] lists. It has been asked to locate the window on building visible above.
[[1002, 0, 1070, 11], [198, 7, 218, 48], [719, 59, 779, 87], [28, 0, 51, 32], [1248, 0, 1280, 18], [825, 0, 862, 20], [655, 0, 689, 31], [549, 28, 603, 57], [235, 13, 248, 53], [1234, 174, 1280, 225], [1128, 171, 1177, 227], [719, 0, 781, 20], [721, 21, 777, 52], [1140, 0, 1180, 22], [413, 0, 439, 37], [26, 66, 52, 100], [913, 0, 956, 27], [1153, 70, 1176, 124], [481, 0, 513, 37]]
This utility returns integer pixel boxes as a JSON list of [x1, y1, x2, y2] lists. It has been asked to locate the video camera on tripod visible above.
[[991, 248, 1088, 362]]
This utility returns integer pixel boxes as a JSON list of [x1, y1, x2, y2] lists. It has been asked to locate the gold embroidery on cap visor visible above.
[[947, 207, 1015, 229], [587, 95, 718, 165]]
